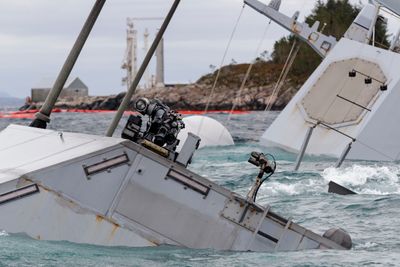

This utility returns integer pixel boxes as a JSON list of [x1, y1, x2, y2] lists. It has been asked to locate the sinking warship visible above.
[[0, 0, 352, 251]]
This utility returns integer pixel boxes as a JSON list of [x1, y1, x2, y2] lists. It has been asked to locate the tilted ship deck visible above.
[[0, 124, 350, 251], [0, 0, 352, 252]]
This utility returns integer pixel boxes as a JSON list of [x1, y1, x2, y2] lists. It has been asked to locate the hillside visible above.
[[25, 62, 302, 111]]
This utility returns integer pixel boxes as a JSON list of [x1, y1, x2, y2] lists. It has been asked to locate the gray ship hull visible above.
[[0, 124, 348, 251]]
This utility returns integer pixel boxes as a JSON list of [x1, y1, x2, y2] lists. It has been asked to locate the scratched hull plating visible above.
[[0, 125, 347, 251]]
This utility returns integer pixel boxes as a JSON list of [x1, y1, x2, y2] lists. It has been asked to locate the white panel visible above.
[[275, 230, 304, 251], [115, 156, 237, 249], [348, 78, 400, 160], [0, 187, 153, 247], [0, 125, 125, 183], [33, 148, 136, 215], [376, 0, 400, 15]]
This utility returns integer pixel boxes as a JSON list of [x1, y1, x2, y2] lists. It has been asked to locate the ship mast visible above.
[[122, 19, 138, 90], [30, 0, 106, 129], [122, 17, 163, 90]]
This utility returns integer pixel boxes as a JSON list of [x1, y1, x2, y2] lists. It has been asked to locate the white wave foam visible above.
[[356, 242, 378, 249], [260, 178, 324, 196], [267, 182, 298, 195], [323, 165, 398, 185], [0, 230, 9, 237], [322, 165, 400, 195]]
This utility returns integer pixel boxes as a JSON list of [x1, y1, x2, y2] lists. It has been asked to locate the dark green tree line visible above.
[[271, 0, 389, 78]]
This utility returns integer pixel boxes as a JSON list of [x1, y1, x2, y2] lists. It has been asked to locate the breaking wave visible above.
[[0, 230, 9, 237], [322, 165, 400, 195], [355, 242, 379, 249]]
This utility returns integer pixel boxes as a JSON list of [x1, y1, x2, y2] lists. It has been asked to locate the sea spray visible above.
[[322, 165, 400, 195]]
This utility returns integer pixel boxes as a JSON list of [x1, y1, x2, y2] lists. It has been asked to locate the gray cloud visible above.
[[0, 0, 398, 97]]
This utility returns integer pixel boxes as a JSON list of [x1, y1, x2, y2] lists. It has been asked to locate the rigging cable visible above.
[[214, 20, 273, 144], [196, 4, 245, 136], [263, 38, 300, 115], [202, 5, 245, 115], [261, 0, 307, 117], [225, 20, 273, 124]]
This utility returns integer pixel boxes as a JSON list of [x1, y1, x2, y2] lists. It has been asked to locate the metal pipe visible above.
[[294, 126, 315, 171], [156, 37, 165, 87], [336, 95, 371, 112], [106, 0, 181, 137], [335, 142, 353, 168], [30, 0, 106, 129], [318, 122, 356, 142]]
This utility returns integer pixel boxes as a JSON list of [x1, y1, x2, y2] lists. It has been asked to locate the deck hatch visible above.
[[84, 153, 130, 176], [300, 58, 386, 126], [167, 170, 210, 196], [0, 184, 39, 205]]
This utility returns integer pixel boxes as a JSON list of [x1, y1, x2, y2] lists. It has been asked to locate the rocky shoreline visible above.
[[22, 62, 304, 112], [23, 83, 300, 112]]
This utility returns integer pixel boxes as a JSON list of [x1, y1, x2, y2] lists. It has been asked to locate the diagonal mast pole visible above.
[[30, 0, 107, 129], [106, 0, 181, 137]]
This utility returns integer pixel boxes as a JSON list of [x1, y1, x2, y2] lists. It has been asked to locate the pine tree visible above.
[[271, 0, 389, 79]]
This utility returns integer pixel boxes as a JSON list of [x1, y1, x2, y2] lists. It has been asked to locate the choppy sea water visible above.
[[1, 111, 400, 267]]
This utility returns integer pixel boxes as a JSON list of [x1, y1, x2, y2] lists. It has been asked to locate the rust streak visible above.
[[96, 215, 104, 223], [110, 224, 119, 238]]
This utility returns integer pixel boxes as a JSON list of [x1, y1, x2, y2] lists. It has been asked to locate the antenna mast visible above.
[[122, 19, 138, 90], [122, 17, 163, 90], [143, 28, 151, 88], [155, 36, 165, 87]]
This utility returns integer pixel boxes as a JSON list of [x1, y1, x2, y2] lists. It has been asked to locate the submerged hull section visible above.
[[0, 125, 346, 251], [261, 38, 400, 161]]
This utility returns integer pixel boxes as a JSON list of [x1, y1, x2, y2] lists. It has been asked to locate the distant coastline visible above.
[[21, 62, 304, 112], [22, 85, 298, 112]]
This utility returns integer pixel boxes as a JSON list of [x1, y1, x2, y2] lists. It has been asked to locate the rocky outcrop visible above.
[[23, 61, 304, 111], [24, 83, 299, 111]]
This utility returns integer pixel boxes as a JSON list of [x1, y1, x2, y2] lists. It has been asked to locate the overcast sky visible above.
[[0, 0, 399, 97]]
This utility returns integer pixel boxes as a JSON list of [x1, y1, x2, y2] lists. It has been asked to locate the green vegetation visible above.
[[272, 0, 390, 79], [197, 0, 390, 104]]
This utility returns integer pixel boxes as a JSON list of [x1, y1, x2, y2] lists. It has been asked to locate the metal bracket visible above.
[[246, 204, 271, 250], [274, 218, 292, 251], [244, 0, 337, 57]]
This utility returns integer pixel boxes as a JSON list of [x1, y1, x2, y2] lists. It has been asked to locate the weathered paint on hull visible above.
[[0, 125, 349, 251], [0, 186, 155, 247]]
